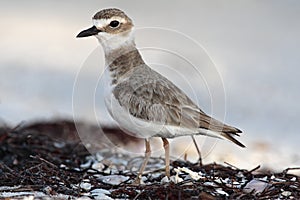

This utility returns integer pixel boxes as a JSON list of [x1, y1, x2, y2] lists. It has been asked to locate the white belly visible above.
[[104, 92, 222, 140], [105, 93, 166, 138]]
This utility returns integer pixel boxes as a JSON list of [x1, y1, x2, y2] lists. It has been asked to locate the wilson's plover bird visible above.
[[77, 8, 245, 183]]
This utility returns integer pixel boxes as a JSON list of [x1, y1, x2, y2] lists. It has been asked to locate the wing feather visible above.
[[112, 65, 244, 147]]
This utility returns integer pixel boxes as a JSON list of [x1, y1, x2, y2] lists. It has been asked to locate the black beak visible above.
[[76, 26, 100, 38]]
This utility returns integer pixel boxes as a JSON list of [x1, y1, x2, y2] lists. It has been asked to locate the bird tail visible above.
[[221, 132, 245, 148]]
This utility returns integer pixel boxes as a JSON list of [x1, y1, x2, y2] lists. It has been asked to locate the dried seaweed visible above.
[[0, 120, 299, 199]]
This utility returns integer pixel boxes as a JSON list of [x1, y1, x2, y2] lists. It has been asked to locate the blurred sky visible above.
[[0, 1, 300, 170]]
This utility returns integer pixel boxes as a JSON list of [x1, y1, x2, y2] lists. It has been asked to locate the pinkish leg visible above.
[[162, 138, 170, 177], [134, 139, 151, 184]]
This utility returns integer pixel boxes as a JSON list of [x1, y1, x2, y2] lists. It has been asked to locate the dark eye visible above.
[[109, 20, 120, 28]]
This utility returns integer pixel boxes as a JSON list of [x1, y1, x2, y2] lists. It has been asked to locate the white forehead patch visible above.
[[93, 17, 126, 29]]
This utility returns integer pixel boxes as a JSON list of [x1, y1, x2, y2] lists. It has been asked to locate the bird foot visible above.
[[132, 175, 144, 185]]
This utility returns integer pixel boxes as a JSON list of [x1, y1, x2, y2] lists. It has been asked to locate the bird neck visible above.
[[104, 42, 145, 85]]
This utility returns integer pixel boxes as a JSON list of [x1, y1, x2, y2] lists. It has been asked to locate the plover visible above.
[[77, 8, 245, 183]]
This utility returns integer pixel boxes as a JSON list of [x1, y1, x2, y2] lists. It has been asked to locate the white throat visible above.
[[95, 28, 135, 54]]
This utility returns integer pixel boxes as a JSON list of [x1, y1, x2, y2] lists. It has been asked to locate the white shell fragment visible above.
[[244, 179, 269, 194], [91, 188, 112, 200], [172, 168, 184, 183], [281, 190, 292, 197], [80, 182, 92, 191], [80, 159, 93, 169], [175, 167, 203, 181], [161, 176, 170, 183], [98, 175, 129, 185], [92, 162, 105, 171], [216, 188, 229, 196]]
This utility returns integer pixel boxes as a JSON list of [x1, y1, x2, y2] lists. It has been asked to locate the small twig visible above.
[[249, 165, 261, 173], [184, 152, 188, 161], [133, 189, 144, 200], [11, 121, 26, 132], [29, 155, 58, 168], [0, 162, 14, 173], [224, 162, 239, 170], [26, 163, 43, 172], [283, 167, 300, 175]]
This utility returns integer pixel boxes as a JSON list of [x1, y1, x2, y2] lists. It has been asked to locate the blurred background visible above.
[[1, 1, 299, 171]]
